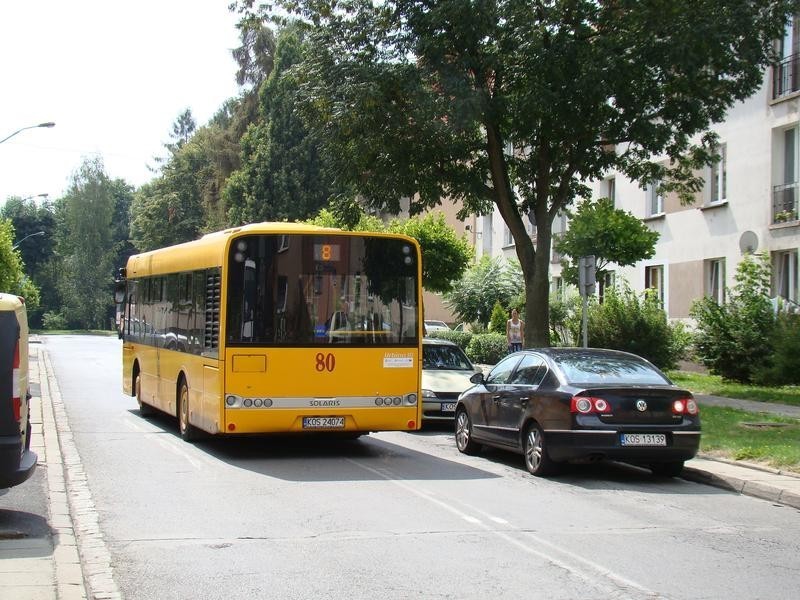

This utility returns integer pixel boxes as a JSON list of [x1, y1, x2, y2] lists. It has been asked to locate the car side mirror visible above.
[[470, 371, 485, 384]]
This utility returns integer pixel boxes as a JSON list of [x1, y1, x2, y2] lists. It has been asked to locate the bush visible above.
[[691, 253, 775, 383], [42, 311, 68, 330], [753, 312, 800, 386], [427, 329, 473, 351], [569, 284, 690, 370], [466, 333, 508, 364], [489, 300, 507, 334]]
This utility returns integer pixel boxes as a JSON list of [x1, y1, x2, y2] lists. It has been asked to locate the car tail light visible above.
[[672, 397, 699, 416], [570, 396, 611, 414], [12, 339, 21, 423]]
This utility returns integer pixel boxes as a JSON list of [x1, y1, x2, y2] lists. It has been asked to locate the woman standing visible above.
[[506, 308, 524, 353]]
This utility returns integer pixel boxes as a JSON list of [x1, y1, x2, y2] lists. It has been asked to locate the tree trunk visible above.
[[522, 217, 552, 347]]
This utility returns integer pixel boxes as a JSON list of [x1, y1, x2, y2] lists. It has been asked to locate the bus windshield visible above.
[[226, 234, 419, 346]]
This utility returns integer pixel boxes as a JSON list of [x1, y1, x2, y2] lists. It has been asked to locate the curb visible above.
[[681, 464, 800, 510]]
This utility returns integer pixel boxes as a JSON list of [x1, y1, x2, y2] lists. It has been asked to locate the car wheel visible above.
[[523, 422, 557, 476], [650, 461, 684, 478], [135, 374, 155, 417], [455, 409, 480, 455], [178, 379, 200, 442]]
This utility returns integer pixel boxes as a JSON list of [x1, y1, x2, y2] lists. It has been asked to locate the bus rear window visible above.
[[226, 234, 419, 346]]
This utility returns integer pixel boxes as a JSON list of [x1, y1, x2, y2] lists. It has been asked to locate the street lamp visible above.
[[0, 122, 56, 145], [12, 231, 45, 250]]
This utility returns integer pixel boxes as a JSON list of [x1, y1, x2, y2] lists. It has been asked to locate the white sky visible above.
[[0, 1, 242, 204]]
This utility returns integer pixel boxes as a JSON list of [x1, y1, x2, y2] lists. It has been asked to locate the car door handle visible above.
[[492, 395, 502, 402]]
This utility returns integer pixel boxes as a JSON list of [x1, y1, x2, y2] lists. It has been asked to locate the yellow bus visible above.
[[115, 222, 422, 441]]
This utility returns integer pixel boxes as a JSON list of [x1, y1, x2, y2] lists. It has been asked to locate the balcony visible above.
[[772, 182, 799, 224], [774, 53, 800, 99]]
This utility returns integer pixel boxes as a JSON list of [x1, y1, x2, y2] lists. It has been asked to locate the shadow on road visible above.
[[131, 409, 503, 483]]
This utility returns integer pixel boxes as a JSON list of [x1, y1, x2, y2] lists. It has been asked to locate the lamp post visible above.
[[12, 231, 45, 250], [0, 122, 56, 145]]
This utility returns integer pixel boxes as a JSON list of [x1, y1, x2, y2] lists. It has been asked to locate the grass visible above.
[[699, 405, 800, 473], [667, 370, 800, 408]]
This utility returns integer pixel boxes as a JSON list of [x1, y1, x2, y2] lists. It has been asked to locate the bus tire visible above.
[[135, 374, 156, 417], [178, 378, 200, 443]]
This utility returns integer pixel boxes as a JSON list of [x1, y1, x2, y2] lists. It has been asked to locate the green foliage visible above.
[[556, 198, 659, 286], [489, 301, 507, 334], [570, 284, 690, 370], [244, 0, 795, 347], [426, 329, 473, 352], [0, 219, 25, 292], [42, 311, 68, 331], [225, 24, 338, 226], [54, 157, 118, 330], [466, 333, 508, 365], [691, 253, 775, 383], [444, 256, 523, 328], [753, 313, 800, 386], [549, 293, 581, 346]]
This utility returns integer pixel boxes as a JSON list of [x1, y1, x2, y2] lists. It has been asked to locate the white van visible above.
[[0, 293, 36, 489]]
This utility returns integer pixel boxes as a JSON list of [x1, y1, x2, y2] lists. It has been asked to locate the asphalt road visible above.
[[41, 335, 800, 600]]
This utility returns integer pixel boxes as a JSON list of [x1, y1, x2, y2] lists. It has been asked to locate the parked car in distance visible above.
[[424, 319, 451, 333], [0, 293, 37, 490], [422, 338, 481, 423], [455, 348, 701, 477]]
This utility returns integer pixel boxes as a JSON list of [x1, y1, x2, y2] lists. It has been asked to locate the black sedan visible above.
[[454, 348, 701, 477]]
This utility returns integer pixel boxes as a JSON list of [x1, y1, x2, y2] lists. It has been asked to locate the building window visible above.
[[503, 223, 513, 247], [705, 258, 725, 304], [708, 145, 727, 205], [604, 177, 616, 206], [645, 265, 664, 305], [647, 180, 664, 217], [773, 126, 799, 223], [773, 249, 798, 304], [774, 17, 800, 99]]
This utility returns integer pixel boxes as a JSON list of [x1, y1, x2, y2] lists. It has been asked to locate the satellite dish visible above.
[[739, 231, 758, 254]]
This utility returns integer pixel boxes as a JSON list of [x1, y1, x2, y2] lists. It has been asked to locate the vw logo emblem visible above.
[[636, 400, 648, 412]]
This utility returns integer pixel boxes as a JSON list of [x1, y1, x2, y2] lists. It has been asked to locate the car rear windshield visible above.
[[551, 353, 670, 386]]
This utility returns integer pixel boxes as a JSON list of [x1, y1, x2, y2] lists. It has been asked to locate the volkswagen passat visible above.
[[422, 338, 481, 422], [454, 348, 700, 477]]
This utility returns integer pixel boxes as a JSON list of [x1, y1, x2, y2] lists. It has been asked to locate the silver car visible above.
[[421, 338, 481, 423]]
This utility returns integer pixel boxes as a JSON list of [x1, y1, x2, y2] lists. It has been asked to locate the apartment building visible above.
[[477, 26, 800, 322]]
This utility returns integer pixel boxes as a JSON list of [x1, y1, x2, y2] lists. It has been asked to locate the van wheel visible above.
[[135, 374, 155, 417], [178, 379, 200, 442]]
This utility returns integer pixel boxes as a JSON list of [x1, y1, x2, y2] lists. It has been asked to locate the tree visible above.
[[54, 157, 117, 329], [444, 255, 522, 328], [225, 24, 339, 225], [555, 198, 659, 294], [237, 0, 798, 345]]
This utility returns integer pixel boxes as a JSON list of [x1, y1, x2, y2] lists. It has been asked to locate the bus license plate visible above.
[[303, 417, 345, 429], [441, 402, 456, 413], [620, 433, 666, 446]]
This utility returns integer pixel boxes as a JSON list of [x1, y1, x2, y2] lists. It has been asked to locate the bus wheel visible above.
[[178, 379, 200, 443], [135, 374, 155, 417]]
